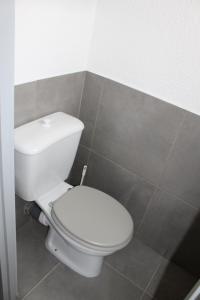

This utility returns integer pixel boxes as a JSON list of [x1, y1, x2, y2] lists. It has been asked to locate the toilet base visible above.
[[45, 227, 103, 277]]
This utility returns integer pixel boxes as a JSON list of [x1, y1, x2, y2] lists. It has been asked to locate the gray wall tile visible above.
[[85, 151, 137, 205], [125, 180, 155, 232], [137, 190, 199, 259], [76, 72, 200, 275], [36, 72, 85, 118], [15, 81, 37, 127], [69, 145, 90, 186], [161, 112, 200, 209], [79, 72, 104, 147], [15, 72, 85, 129], [85, 151, 155, 222], [92, 77, 185, 185]]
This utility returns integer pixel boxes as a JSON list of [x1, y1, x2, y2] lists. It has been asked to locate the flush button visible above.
[[41, 118, 51, 127]]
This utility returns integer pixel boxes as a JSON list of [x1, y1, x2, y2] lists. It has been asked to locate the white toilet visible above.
[[15, 112, 133, 277]]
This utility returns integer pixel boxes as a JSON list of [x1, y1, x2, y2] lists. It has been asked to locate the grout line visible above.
[[79, 143, 91, 152], [89, 147, 156, 188], [105, 262, 143, 293], [79, 144, 91, 167], [22, 263, 60, 299], [85, 146, 200, 211], [134, 187, 159, 236], [140, 255, 165, 299], [87, 77, 106, 161], [157, 110, 187, 188], [88, 147, 159, 212], [77, 71, 87, 118], [79, 73, 106, 168], [158, 185, 199, 211], [16, 220, 30, 233], [79, 81, 199, 212]]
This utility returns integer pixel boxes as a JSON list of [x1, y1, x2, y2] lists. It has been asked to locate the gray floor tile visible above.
[[0, 273, 2, 300], [93, 77, 185, 185], [147, 260, 197, 300], [25, 264, 142, 300], [137, 190, 199, 259], [171, 211, 200, 278], [106, 238, 163, 291], [141, 294, 154, 300], [17, 220, 58, 297]]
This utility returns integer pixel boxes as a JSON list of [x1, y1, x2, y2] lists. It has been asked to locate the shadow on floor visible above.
[[151, 213, 200, 300], [17, 212, 200, 300]]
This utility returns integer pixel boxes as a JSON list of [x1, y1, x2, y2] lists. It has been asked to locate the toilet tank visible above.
[[15, 112, 84, 201]]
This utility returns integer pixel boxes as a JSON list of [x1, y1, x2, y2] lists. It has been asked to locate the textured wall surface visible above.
[[16, 0, 200, 116], [15, 0, 97, 84], [88, 0, 200, 115], [70, 72, 200, 277]]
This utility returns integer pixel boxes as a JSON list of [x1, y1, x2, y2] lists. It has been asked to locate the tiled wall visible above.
[[70, 72, 200, 277], [15, 71, 200, 276], [15, 72, 86, 229], [15, 72, 85, 127]]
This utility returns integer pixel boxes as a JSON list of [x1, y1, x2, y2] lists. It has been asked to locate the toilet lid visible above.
[[51, 186, 133, 249]]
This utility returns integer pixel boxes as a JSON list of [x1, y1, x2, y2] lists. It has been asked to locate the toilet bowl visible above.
[[37, 183, 133, 277], [15, 112, 133, 277]]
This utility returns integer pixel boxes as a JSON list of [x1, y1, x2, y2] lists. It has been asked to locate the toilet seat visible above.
[[51, 186, 133, 251]]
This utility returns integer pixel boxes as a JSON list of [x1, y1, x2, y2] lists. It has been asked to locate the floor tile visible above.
[[17, 220, 58, 297], [141, 294, 154, 300], [147, 260, 197, 300], [137, 190, 199, 259], [25, 264, 142, 300], [106, 238, 163, 291]]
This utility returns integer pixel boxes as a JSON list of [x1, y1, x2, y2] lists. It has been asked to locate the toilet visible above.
[[15, 112, 133, 277]]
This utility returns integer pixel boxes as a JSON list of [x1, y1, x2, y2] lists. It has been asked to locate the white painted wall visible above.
[[88, 0, 200, 115], [15, 0, 97, 84], [16, 0, 200, 114]]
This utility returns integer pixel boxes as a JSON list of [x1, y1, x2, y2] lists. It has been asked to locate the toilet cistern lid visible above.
[[15, 112, 84, 155], [51, 186, 134, 249]]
